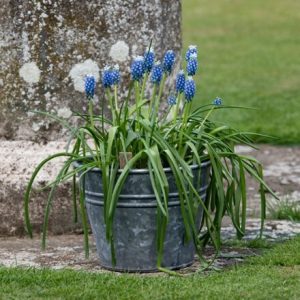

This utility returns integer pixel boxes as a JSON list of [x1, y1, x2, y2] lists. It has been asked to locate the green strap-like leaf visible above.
[[24, 152, 78, 238], [42, 158, 73, 249]]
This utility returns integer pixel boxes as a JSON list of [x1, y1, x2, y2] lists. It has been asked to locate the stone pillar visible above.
[[0, 0, 182, 142], [0, 0, 182, 236]]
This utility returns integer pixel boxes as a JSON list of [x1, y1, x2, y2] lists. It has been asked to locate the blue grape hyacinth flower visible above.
[[185, 45, 197, 61], [175, 70, 185, 94], [167, 95, 177, 106], [111, 64, 120, 85], [151, 61, 163, 85], [213, 97, 222, 106], [131, 56, 145, 81], [163, 50, 175, 73], [184, 76, 196, 102], [187, 53, 198, 76], [85, 75, 96, 98], [144, 48, 155, 73], [102, 66, 113, 88]]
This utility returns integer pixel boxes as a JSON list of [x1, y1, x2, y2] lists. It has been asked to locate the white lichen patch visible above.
[[19, 62, 41, 84], [109, 41, 129, 62], [69, 59, 99, 92], [32, 122, 41, 132], [57, 107, 72, 119], [44, 92, 51, 101], [21, 31, 30, 62]]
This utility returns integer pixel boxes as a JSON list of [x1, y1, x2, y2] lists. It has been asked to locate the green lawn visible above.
[[183, 0, 300, 144], [1, 237, 300, 299]]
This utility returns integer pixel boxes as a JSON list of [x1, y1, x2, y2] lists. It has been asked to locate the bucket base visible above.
[[99, 260, 194, 273]]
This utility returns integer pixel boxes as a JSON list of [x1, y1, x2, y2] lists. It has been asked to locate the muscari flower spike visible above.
[[213, 97, 222, 106], [185, 45, 197, 61], [85, 75, 96, 98], [163, 50, 175, 73], [167, 95, 177, 106], [175, 70, 185, 94], [102, 66, 113, 88], [151, 61, 163, 85], [144, 48, 155, 73], [187, 53, 198, 76], [131, 56, 145, 81], [111, 64, 120, 85], [184, 76, 196, 102]]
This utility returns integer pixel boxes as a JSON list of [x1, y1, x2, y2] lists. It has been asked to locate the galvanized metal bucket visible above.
[[75, 160, 211, 272]]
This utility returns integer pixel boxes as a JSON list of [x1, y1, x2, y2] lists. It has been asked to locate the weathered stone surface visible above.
[[221, 218, 300, 242], [1, 143, 300, 236], [0, 0, 182, 141], [235, 145, 300, 217], [0, 140, 81, 236]]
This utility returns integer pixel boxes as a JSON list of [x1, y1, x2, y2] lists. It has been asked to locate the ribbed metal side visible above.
[[85, 185, 209, 207], [78, 161, 211, 272]]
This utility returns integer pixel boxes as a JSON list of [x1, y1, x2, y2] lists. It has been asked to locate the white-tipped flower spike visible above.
[[167, 95, 177, 106], [213, 97, 222, 106], [185, 45, 197, 61], [184, 76, 196, 102], [111, 64, 120, 85], [102, 66, 113, 88], [131, 56, 145, 81], [163, 50, 176, 73], [187, 53, 198, 76], [144, 47, 155, 73], [85, 75, 96, 98], [151, 61, 163, 85], [175, 70, 185, 94]]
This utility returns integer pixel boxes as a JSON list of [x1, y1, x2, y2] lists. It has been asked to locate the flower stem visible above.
[[179, 101, 192, 155], [148, 84, 157, 120], [106, 89, 115, 125], [140, 73, 148, 100], [88, 99, 94, 128], [195, 107, 215, 149], [134, 81, 140, 130], [157, 74, 166, 105], [151, 74, 166, 124], [173, 93, 183, 125], [160, 106, 172, 125], [114, 85, 118, 112], [88, 98, 101, 161]]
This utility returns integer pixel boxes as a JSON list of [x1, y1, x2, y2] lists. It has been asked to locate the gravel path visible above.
[[0, 143, 299, 274], [0, 218, 299, 275], [235, 145, 300, 216]]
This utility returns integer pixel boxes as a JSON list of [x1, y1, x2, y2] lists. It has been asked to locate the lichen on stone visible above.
[[19, 62, 41, 84], [69, 59, 100, 93], [109, 41, 129, 62]]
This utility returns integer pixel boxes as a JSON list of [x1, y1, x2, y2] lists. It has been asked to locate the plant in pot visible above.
[[24, 45, 276, 273]]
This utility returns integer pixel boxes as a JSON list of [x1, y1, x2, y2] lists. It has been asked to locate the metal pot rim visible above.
[[73, 159, 210, 174]]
